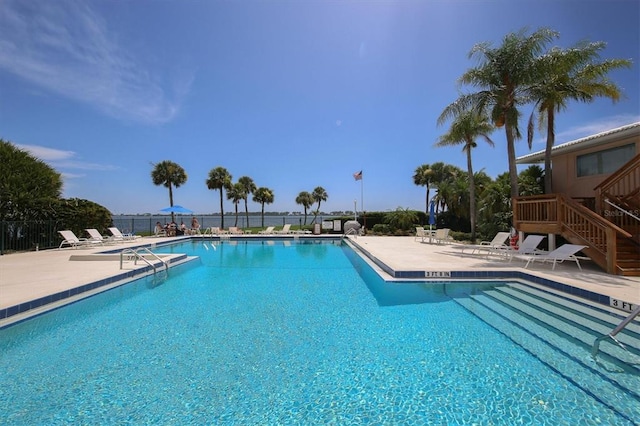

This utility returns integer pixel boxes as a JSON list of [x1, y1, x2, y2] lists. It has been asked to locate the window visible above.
[[576, 143, 636, 177]]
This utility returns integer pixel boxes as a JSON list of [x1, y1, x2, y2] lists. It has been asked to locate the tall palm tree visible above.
[[226, 183, 244, 227], [436, 108, 494, 239], [413, 164, 433, 216], [151, 160, 188, 223], [206, 167, 232, 229], [253, 187, 275, 228], [442, 27, 558, 198], [527, 41, 631, 193], [295, 191, 314, 225], [237, 176, 257, 228], [311, 186, 328, 224]]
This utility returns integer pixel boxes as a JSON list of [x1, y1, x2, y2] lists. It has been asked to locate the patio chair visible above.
[[258, 226, 275, 235], [108, 227, 141, 242], [459, 231, 511, 255], [521, 244, 588, 270], [489, 234, 546, 261], [275, 224, 292, 234], [229, 227, 244, 235], [86, 228, 117, 244], [431, 228, 451, 245], [58, 230, 103, 249]]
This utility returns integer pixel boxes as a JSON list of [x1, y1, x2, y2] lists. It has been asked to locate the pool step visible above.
[[453, 291, 640, 421], [486, 285, 640, 365]]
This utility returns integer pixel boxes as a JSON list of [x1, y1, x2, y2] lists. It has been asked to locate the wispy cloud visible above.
[[530, 113, 640, 147], [16, 143, 117, 175], [554, 114, 640, 142], [0, 1, 192, 124]]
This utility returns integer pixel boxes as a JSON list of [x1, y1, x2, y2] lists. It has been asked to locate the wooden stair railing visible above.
[[594, 153, 640, 229], [514, 194, 632, 274]]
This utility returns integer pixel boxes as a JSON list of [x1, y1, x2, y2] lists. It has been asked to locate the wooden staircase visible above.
[[513, 154, 640, 276]]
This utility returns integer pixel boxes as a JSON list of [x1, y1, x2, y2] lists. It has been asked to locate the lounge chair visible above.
[[489, 234, 546, 261], [58, 230, 103, 249], [86, 228, 117, 244], [275, 224, 292, 234], [258, 226, 275, 235], [229, 227, 244, 235], [459, 231, 511, 255], [431, 228, 451, 245], [108, 227, 141, 241], [521, 244, 588, 270]]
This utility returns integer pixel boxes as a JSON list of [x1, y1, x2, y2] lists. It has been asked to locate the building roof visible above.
[[516, 121, 640, 164]]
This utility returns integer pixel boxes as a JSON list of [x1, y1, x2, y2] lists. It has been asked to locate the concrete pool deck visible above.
[[1, 235, 638, 326]]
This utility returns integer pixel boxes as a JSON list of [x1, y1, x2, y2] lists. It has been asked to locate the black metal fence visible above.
[[1, 220, 63, 254]]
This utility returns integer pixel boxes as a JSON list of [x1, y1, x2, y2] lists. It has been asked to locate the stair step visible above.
[[454, 294, 640, 421], [502, 283, 640, 336], [485, 288, 640, 363]]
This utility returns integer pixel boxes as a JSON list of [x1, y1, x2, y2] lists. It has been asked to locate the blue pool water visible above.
[[0, 240, 636, 424]]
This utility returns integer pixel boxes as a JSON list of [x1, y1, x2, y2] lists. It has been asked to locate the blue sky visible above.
[[1, 0, 638, 215]]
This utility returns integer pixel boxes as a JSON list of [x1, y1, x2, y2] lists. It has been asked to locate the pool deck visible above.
[[1, 235, 638, 325]]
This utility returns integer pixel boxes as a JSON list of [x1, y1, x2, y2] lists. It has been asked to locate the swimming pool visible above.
[[1, 239, 638, 424]]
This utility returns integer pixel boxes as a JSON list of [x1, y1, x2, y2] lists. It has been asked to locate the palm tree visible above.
[[442, 27, 558, 198], [436, 108, 494, 239], [238, 176, 257, 228], [311, 186, 328, 224], [413, 164, 433, 216], [227, 183, 244, 227], [527, 41, 631, 193], [151, 160, 188, 223], [206, 167, 232, 229], [429, 162, 461, 213], [253, 187, 275, 228], [295, 191, 314, 225]]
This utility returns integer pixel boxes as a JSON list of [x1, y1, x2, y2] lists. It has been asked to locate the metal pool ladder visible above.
[[120, 247, 169, 275], [591, 304, 640, 359]]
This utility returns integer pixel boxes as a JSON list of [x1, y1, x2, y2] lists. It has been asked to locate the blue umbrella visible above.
[[160, 205, 193, 214], [428, 200, 436, 230]]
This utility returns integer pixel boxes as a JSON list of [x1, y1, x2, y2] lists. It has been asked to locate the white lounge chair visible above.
[[58, 230, 103, 249], [431, 228, 451, 245], [258, 226, 275, 235], [275, 224, 292, 234], [86, 228, 117, 244], [521, 244, 588, 270], [460, 231, 511, 255], [489, 234, 546, 260], [228, 227, 244, 235], [108, 227, 141, 241]]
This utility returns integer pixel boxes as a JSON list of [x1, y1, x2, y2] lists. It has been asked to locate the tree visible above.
[[527, 41, 631, 193], [0, 139, 62, 220], [151, 160, 188, 222], [253, 187, 275, 228], [442, 27, 558, 198], [295, 191, 314, 225], [519, 165, 545, 196], [237, 176, 256, 228], [413, 164, 434, 216], [206, 167, 232, 229], [385, 207, 419, 233], [226, 183, 244, 227], [436, 108, 494, 239], [311, 186, 328, 224]]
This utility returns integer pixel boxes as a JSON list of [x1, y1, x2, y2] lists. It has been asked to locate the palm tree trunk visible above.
[[219, 191, 225, 229], [544, 110, 555, 194], [234, 203, 239, 227], [244, 199, 250, 228], [168, 184, 175, 223], [466, 145, 476, 240], [261, 203, 265, 228], [505, 124, 519, 198]]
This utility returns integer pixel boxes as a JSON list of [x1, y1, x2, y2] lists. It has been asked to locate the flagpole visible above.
[[361, 170, 365, 232]]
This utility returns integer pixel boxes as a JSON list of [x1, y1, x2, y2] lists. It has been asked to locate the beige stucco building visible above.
[[516, 122, 639, 200]]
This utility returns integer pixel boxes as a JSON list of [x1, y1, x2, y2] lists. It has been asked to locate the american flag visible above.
[[353, 170, 362, 181]]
